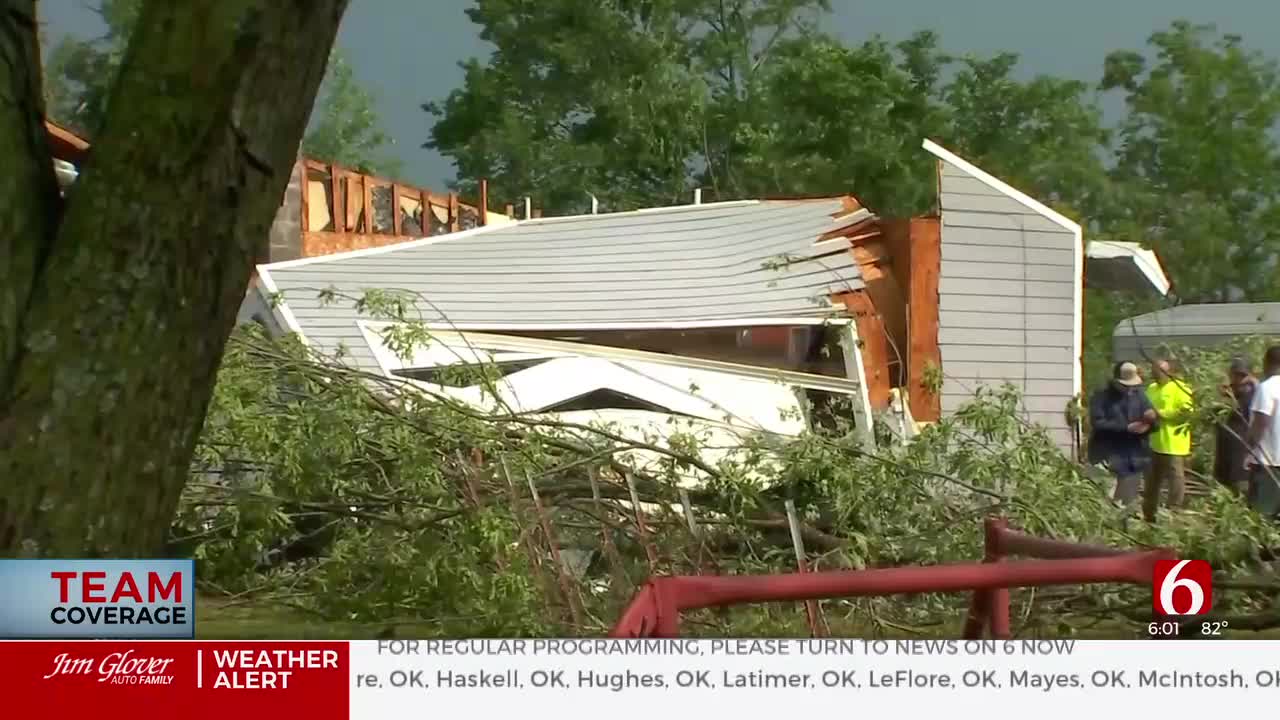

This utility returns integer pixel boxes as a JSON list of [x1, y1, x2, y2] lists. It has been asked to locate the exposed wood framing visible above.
[[289, 158, 504, 258], [390, 183, 402, 235], [330, 166, 343, 233], [834, 290, 891, 411], [898, 217, 942, 422], [849, 240, 908, 388], [362, 172, 373, 233], [299, 160, 311, 233]]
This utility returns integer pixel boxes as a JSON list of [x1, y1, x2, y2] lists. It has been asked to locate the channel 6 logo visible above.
[[1152, 559, 1213, 616]]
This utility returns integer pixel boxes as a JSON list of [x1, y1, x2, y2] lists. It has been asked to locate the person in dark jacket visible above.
[[1214, 357, 1257, 495], [1089, 361, 1157, 505]]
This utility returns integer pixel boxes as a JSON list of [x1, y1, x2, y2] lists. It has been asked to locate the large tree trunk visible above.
[[0, 0, 350, 555]]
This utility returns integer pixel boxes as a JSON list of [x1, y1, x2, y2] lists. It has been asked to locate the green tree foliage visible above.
[[426, 2, 1109, 217], [302, 50, 404, 177], [731, 34, 1109, 215], [43, 1, 400, 176], [1099, 21, 1280, 303], [42, 0, 140, 134], [187, 316, 1280, 637]]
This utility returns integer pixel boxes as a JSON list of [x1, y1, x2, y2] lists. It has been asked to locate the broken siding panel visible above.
[[943, 259, 1082, 281], [937, 158, 1079, 450], [264, 200, 866, 333], [941, 244, 1074, 266], [939, 311, 1025, 330], [936, 345, 1073, 366], [940, 223, 1075, 249], [298, 326, 378, 368], [944, 361, 1076, 380], [941, 210, 1067, 235], [939, 327, 1072, 348], [939, 295, 1072, 315], [280, 272, 846, 309], [940, 377, 1076, 397], [263, 264, 849, 293], [939, 277, 1073, 298], [937, 312, 1071, 333], [941, 393, 1072, 414]]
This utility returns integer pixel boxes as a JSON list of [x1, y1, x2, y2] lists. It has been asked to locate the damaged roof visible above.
[[259, 198, 870, 364]]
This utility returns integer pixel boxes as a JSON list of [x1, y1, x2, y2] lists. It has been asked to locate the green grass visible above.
[[196, 597, 422, 639]]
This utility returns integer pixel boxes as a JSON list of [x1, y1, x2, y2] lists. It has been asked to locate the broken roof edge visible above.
[[258, 222, 512, 272], [921, 138, 1080, 234], [516, 198, 763, 226], [251, 269, 308, 344], [1085, 240, 1172, 297], [258, 197, 866, 275]]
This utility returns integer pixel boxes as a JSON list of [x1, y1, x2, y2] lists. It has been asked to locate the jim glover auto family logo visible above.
[[43, 649, 177, 685], [0, 559, 195, 638]]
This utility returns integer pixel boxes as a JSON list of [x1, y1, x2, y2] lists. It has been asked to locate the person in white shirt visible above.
[[1246, 345, 1280, 518]]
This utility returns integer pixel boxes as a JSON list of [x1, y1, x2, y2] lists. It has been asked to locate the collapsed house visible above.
[[256, 198, 882, 465], [40, 119, 1169, 456], [252, 140, 1169, 455]]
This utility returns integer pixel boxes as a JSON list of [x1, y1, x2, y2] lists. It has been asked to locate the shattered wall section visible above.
[[287, 158, 498, 258], [265, 158, 304, 262]]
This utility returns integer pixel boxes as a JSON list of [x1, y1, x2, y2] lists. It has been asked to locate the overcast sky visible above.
[[38, 0, 1280, 190]]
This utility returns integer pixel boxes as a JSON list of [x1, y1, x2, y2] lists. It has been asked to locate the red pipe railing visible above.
[[609, 517, 1174, 638]]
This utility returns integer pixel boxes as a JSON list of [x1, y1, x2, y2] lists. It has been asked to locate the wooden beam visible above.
[[479, 179, 489, 226], [362, 176, 373, 234], [420, 189, 430, 235], [850, 240, 908, 386], [906, 217, 942, 422], [448, 192, 459, 232], [298, 159, 310, 233], [329, 166, 343, 234], [391, 183, 403, 235], [818, 216, 878, 243], [835, 290, 891, 411]]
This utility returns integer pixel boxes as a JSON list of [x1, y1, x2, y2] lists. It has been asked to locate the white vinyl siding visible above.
[[936, 160, 1079, 449], [259, 200, 870, 374]]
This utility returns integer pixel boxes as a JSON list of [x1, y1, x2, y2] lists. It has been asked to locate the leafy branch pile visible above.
[[179, 323, 1280, 638]]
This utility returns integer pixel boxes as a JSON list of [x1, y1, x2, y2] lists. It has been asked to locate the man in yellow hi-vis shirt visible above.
[[1145, 359, 1194, 521]]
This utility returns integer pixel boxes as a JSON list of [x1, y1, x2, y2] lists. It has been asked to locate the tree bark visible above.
[[0, 0, 349, 555]]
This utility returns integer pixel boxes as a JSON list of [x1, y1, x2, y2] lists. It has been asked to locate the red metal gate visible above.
[[609, 516, 1171, 638]]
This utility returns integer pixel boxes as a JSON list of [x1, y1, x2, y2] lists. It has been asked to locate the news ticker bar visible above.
[[6, 639, 1280, 719]]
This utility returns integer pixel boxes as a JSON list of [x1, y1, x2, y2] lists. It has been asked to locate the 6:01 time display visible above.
[[1147, 621, 1181, 637]]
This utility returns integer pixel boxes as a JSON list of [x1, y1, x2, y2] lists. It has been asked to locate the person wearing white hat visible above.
[[1088, 361, 1157, 506]]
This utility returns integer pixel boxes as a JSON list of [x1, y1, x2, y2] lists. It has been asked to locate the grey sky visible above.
[[37, 1, 1280, 190]]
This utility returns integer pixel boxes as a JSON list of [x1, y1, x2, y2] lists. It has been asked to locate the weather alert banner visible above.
[[4, 639, 1280, 718], [0, 559, 195, 638], [4, 641, 349, 719]]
